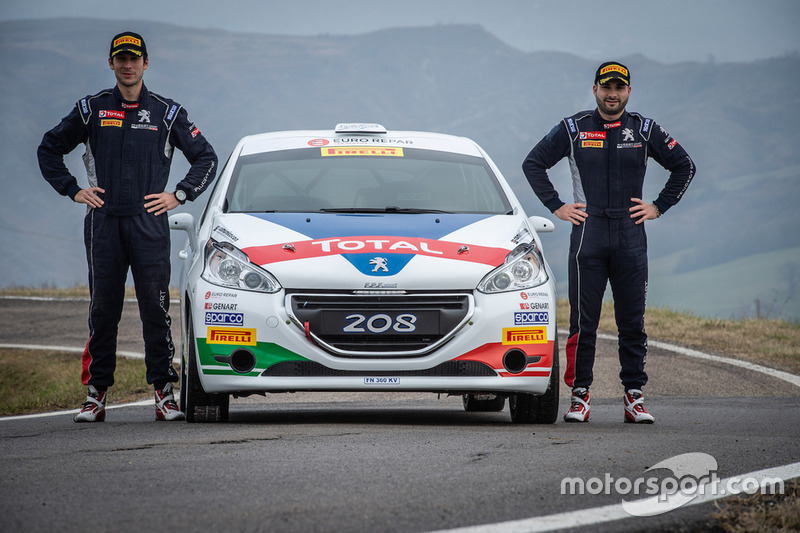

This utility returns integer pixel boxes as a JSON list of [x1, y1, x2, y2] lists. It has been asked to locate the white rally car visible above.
[[170, 124, 559, 423]]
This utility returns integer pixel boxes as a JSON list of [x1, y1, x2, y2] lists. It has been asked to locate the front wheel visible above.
[[183, 315, 230, 423], [509, 337, 560, 424]]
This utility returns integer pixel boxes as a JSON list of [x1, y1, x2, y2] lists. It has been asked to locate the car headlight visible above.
[[477, 243, 548, 293], [202, 239, 281, 293]]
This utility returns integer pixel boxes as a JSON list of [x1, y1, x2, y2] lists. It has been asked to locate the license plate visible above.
[[364, 377, 400, 385]]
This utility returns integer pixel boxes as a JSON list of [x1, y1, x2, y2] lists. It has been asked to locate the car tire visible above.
[[179, 354, 188, 414], [509, 337, 560, 424], [184, 315, 230, 423], [462, 394, 506, 412]]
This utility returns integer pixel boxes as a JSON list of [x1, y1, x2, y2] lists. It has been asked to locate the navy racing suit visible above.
[[522, 109, 695, 391], [38, 84, 217, 390]]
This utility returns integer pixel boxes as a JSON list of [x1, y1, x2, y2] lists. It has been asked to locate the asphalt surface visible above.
[[1, 297, 799, 533]]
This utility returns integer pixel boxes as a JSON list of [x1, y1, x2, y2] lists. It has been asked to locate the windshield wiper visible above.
[[319, 206, 453, 214]]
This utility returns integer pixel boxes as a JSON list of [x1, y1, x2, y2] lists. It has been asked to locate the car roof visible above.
[[236, 123, 485, 158]]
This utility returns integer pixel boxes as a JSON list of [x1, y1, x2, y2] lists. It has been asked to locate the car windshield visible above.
[[224, 147, 512, 214]]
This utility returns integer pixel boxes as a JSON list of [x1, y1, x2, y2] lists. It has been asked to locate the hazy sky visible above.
[[2, 0, 798, 64]]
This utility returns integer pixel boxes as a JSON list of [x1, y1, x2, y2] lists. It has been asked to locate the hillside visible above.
[[1, 18, 798, 320]]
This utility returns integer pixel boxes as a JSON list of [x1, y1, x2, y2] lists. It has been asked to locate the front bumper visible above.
[[188, 280, 556, 395]]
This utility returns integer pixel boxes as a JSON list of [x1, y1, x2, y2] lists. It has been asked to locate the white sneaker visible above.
[[564, 388, 590, 422], [155, 383, 185, 421], [624, 389, 655, 424], [74, 385, 107, 423]]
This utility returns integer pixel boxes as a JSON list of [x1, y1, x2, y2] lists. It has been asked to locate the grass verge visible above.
[[0, 284, 179, 299], [710, 480, 799, 532], [0, 349, 156, 416], [556, 300, 800, 374]]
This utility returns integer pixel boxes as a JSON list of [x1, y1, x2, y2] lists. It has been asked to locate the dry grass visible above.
[[556, 300, 800, 374], [0, 349, 154, 416], [710, 481, 800, 532], [0, 284, 179, 299]]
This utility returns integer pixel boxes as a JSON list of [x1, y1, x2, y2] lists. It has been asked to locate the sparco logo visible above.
[[205, 312, 244, 326], [514, 311, 549, 325]]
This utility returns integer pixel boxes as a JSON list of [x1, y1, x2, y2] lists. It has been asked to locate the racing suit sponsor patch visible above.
[[100, 119, 123, 127], [566, 118, 577, 134], [581, 140, 604, 148]]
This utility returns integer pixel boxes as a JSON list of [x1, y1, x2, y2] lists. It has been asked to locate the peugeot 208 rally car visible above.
[[170, 124, 559, 423]]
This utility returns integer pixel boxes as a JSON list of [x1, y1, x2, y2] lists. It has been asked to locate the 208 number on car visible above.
[[343, 313, 417, 333]]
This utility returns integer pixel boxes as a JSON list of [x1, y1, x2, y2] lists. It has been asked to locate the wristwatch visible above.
[[174, 189, 188, 205]]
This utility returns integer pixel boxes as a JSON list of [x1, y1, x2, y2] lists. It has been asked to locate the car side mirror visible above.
[[169, 213, 197, 253], [528, 215, 554, 233]]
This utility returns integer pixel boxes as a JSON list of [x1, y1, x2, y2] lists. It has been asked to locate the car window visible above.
[[225, 147, 512, 214]]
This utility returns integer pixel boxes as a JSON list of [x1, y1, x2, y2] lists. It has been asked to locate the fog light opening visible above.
[[230, 349, 256, 374], [503, 349, 528, 374]]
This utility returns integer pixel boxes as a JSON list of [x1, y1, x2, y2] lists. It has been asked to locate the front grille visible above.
[[263, 360, 496, 377], [287, 291, 473, 358]]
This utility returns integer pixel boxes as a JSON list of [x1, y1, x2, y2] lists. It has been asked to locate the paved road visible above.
[[1, 298, 799, 532]]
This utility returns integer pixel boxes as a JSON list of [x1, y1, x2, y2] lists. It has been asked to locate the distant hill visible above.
[[1, 18, 798, 320]]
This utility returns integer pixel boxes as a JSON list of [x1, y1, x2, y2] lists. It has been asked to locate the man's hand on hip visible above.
[[629, 198, 660, 225], [554, 203, 588, 225], [73, 187, 105, 209], [144, 192, 180, 216]]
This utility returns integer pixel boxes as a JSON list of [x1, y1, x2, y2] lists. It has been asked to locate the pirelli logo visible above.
[[113, 35, 142, 48], [502, 327, 547, 345], [100, 119, 123, 127], [206, 327, 257, 346], [600, 64, 628, 77], [581, 140, 604, 148], [321, 146, 404, 157]]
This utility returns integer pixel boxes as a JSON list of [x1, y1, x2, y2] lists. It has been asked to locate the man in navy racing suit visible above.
[[37, 31, 218, 422], [522, 61, 695, 424]]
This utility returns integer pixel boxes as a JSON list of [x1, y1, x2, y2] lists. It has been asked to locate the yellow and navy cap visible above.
[[594, 61, 630, 86], [109, 32, 147, 58]]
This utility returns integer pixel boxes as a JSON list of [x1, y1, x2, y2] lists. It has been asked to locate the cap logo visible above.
[[600, 64, 628, 77], [113, 36, 141, 48]]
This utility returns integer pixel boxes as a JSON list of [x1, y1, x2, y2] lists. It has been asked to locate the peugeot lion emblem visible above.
[[369, 257, 389, 272]]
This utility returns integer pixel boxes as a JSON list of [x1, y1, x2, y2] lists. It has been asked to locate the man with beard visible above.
[[522, 61, 695, 424]]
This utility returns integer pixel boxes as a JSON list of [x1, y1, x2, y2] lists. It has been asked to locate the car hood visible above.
[[209, 213, 526, 290]]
